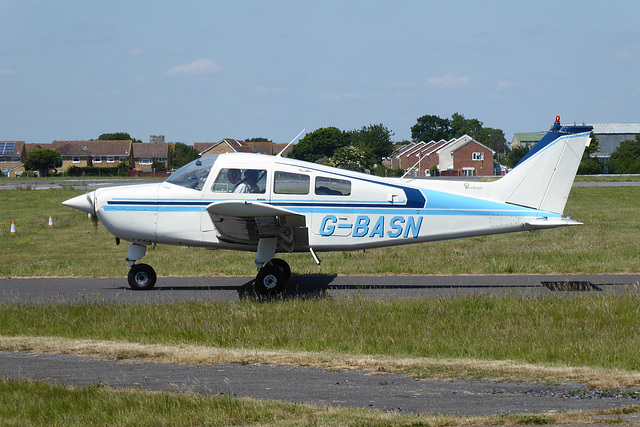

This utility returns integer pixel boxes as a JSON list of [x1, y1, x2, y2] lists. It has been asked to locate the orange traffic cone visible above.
[[48, 215, 53, 228], [10, 220, 16, 235]]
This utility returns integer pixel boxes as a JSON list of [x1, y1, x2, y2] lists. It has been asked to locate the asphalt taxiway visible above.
[[0, 274, 639, 304]]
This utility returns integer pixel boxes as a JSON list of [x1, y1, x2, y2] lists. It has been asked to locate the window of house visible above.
[[315, 176, 351, 196], [0, 157, 6, 163], [10, 156, 19, 163], [472, 152, 484, 161], [155, 157, 166, 163], [463, 168, 475, 177], [94, 156, 102, 163], [140, 158, 152, 165], [274, 171, 309, 195], [72, 156, 80, 163], [107, 156, 115, 163]]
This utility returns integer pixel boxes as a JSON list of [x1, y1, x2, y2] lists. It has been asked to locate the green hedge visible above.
[[66, 166, 120, 177]]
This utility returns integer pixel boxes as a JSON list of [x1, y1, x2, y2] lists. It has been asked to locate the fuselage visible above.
[[67, 152, 564, 254]]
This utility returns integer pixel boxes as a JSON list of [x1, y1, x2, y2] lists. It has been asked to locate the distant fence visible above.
[[127, 169, 171, 178]]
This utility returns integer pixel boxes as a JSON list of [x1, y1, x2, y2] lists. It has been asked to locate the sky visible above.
[[1, 0, 638, 145]]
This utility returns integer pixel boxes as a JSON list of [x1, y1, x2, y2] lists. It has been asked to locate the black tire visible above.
[[255, 264, 285, 294], [127, 263, 157, 290], [268, 258, 291, 282]]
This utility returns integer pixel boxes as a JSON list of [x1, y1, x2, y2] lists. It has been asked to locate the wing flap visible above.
[[206, 200, 301, 218], [206, 201, 307, 249]]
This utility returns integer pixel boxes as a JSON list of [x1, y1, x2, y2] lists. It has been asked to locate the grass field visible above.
[[2, 184, 640, 425], [1, 185, 640, 277]]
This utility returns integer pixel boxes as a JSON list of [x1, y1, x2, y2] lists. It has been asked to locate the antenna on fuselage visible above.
[[276, 129, 306, 157]]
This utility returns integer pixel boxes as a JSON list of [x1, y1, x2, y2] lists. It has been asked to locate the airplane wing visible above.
[[205, 201, 308, 249]]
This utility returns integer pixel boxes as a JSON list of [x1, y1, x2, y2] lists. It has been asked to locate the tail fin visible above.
[[492, 117, 592, 214]]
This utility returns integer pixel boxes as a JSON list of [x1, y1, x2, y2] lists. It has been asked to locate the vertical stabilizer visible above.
[[492, 117, 592, 214]]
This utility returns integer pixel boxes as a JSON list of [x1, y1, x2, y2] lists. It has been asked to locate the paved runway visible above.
[[2, 351, 640, 417], [1, 274, 639, 304]]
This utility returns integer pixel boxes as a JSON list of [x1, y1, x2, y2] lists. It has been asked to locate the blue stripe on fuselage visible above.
[[103, 188, 555, 218]]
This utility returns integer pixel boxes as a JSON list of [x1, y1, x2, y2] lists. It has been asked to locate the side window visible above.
[[315, 176, 351, 196], [274, 171, 310, 195], [212, 168, 267, 193]]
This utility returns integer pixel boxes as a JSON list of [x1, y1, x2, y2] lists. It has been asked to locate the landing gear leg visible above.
[[125, 243, 157, 290]]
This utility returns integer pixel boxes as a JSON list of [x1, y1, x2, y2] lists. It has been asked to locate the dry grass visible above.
[[3, 335, 640, 389]]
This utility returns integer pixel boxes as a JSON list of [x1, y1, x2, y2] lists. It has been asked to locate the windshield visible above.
[[165, 155, 218, 190]]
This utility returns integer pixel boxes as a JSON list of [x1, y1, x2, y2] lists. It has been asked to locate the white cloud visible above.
[[166, 58, 222, 76], [253, 85, 286, 95], [321, 92, 364, 100], [0, 67, 15, 77], [130, 47, 144, 56], [613, 52, 632, 61], [425, 73, 470, 89], [496, 80, 515, 90]]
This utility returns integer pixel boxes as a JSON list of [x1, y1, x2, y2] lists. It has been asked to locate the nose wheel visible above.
[[128, 263, 157, 290]]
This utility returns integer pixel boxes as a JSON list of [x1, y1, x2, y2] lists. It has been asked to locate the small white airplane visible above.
[[63, 117, 592, 293]]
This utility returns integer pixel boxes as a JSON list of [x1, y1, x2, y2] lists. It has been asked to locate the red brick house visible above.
[[132, 143, 171, 171]]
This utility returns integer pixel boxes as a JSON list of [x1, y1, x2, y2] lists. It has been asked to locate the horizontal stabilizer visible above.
[[524, 217, 582, 230]]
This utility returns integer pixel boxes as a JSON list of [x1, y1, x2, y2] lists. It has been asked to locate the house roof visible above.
[[194, 142, 218, 154], [513, 132, 546, 144], [272, 143, 293, 157], [52, 140, 132, 156], [451, 137, 495, 155], [0, 141, 25, 156], [56, 142, 90, 157], [132, 143, 169, 158], [246, 141, 273, 155], [426, 139, 454, 156], [589, 123, 640, 134]]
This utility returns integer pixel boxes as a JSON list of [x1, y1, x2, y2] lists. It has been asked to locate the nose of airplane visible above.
[[62, 191, 96, 215]]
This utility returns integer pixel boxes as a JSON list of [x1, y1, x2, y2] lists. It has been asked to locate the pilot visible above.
[[244, 170, 260, 193], [227, 169, 248, 193]]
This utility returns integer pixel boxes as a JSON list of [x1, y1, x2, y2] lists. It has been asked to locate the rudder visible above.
[[492, 117, 592, 214]]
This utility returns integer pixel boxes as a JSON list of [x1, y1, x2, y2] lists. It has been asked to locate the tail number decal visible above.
[[320, 215, 423, 238]]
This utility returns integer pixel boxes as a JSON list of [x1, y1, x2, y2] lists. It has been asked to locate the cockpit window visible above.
[[212, 168, 267, 193], [165, 155, 218, 191]]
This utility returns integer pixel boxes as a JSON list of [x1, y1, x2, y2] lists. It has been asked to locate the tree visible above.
[[347, 123, 394, 168], [473, 127, 507, 154], [411, 115, 451, 142], [450, 112, 483, 139], [411, 112, 507, 158], [607, 135, 640, 174], [577, 133, 603, 175], [502, 145, 530, 169], [98, 132, 141, 143], [169, 143, 199, 169], [245, 137, 272, 142], [331, 145, 367, 172], [24, 148, 62, 177], [288, 127, 350, 163]]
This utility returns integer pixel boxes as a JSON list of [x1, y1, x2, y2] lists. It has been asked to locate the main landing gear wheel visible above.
[[127, 263, 157, 290], [269, 258, 291, 282], [254, 258, 291, 295]]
